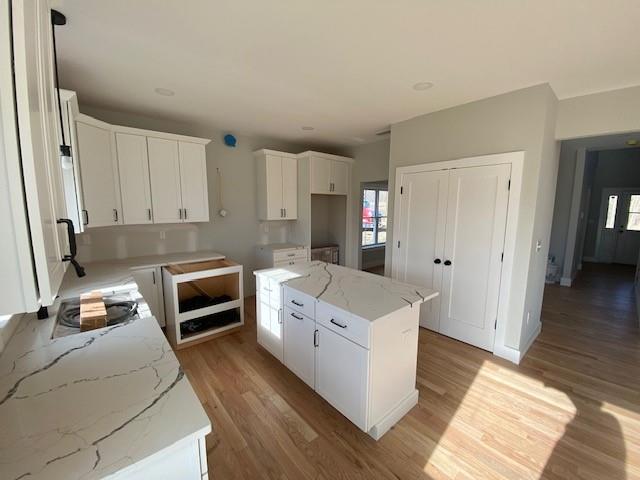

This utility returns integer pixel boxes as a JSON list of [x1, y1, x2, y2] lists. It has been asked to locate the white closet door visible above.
[[178, 142, 209, 222], [148, 137, 182, 223], [281, 156, 297, 219], [393, 170, 448, 331], [116, 133, 152, 224], [76, 121, 122, 227], [440, 164, 511, 351]]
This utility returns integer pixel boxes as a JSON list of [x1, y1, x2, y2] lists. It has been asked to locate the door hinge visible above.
[[494, 319, 497, 329], [397, 240, 401, 248], [314, 329, 319, 347], [400, 186, 403, 194], [501, 252, 504, 262], [508, 180, 511, 190]]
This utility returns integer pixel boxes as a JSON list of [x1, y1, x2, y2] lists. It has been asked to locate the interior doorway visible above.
[[359, 181, 388, 275], [595, 189, 640, 264]]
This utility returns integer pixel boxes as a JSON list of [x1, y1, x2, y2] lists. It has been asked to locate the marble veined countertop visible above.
[[254, 261, 438, 321], [0, 251, 223, 480]]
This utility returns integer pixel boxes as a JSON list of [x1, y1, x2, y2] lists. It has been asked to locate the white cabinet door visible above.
[[76, 121, 122, 227], [439, 164, 510, 351], [331, 160, 349, 195], [132, 268, 165, 327], [264, 154, 283, 220], [283, 307, 315, 388], [315, 324, 369, 430], [310, 156, 331, 194], [9, 0, 67, 309], [281, 156, 297, 219], [178, 142, 209, 223], [148, 137, 182, 223], [257, 300, 283, 362], [393, 169, 448, 331], [116, 133, 153, 225]]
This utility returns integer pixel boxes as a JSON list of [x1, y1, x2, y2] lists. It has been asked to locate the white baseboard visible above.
[[368, 389, 418, 440], [560, 277, 572, 287], [583, 256, 597, 263], [493, 322, 541, 365]]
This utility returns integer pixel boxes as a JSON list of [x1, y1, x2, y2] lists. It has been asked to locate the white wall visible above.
[[76, 105, 349, 293], [387, 84, 559, 352], [556, 85, 640, 140]]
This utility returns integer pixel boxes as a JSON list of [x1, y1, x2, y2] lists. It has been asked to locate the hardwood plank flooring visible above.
[[176, 262, 639, 479]]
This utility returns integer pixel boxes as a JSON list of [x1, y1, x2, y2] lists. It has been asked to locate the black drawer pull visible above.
[[291, 300, 304, 307], [444, 260, 452, 266], [330, 318, 347, 329], [434, 258, 441, 264], [291, 312, 303, 320]]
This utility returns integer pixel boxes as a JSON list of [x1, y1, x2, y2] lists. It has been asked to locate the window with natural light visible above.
[[627, 194, 640, 231], [605, 195, 618, 229], [362, 188, 387, 247]]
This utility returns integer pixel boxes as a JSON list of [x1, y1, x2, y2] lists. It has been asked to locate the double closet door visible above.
[[393, 163, 511, 351]]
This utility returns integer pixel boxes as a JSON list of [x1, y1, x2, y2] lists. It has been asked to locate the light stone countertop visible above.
[[0, 250, 224, 480], [254, 261, 439, 321]]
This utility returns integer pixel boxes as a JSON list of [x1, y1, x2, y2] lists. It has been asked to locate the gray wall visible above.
[[386, 84, 559, 352], [583, 148, 640, 258]]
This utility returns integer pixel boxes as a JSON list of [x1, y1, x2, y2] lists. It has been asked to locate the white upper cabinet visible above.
[[76, 117, 122, 227], [306, 153, 352, 195], [116, 133, 153, 224], [178, 141, 209, 222], [71, 113, 210, 227], [254, 149, 298, 220], [148, 137, 183, 224]]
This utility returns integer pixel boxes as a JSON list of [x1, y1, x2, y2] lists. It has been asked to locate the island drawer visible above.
[[283, 286, 316, 318], [316, 301, 370, 349], [273, 248, 308, 263]]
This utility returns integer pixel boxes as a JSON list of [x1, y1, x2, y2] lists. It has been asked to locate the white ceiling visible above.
[[52, 0, 640, 147]]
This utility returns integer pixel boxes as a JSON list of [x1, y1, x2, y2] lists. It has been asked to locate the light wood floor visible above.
[[176, 262, 639, 479]]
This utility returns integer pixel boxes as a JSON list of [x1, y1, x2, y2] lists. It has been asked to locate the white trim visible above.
[[296, 150, 355, 164], [560, 277, 573, 287], [76, 113, 211, 145], [493, 322, 541, 364], [561, 148, 586, 282], [391, 151, 525, 363]]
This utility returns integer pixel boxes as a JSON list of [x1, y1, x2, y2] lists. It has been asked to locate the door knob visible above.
[[434, 258, 442, 264], [444, 260, 452, 266]]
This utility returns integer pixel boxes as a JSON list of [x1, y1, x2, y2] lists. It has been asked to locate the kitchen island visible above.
[[254, 261, 438, 439]]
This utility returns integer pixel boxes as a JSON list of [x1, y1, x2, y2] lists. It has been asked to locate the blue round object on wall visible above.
[[223, 134, 237, 147]]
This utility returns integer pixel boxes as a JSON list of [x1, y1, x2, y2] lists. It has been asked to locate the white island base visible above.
[[254, 261, 438, 440]]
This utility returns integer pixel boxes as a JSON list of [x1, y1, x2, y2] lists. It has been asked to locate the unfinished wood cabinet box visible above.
[[162, 259, 244, 349]]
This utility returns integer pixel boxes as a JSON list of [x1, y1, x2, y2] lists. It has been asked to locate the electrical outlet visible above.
[[536, 240, 542, 252], [526, 311, 531, 326]]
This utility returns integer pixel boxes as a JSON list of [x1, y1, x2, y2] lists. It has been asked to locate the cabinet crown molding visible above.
[[75, 113, 211, 145], [297, 151, 354, 164], [253, 149, 298, 158]]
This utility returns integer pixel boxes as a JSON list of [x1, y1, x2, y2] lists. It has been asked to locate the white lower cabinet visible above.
[[283, 306, 315, 388], [315, 323, 369, 430], [255, 276, 420, 439], [131, 267, 165, 327]]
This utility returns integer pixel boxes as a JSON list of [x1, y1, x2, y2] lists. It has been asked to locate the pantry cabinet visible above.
[[116, 133, 153, 224], [254, 149, 298, 220], [76, 116, 123, 227]]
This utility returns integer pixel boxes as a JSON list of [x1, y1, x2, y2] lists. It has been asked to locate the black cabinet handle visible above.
[[291, 300, 304, 307], [57, 218, 86, 277], [434, 258, 441, 264], [444, 260, 452, 266], [330, 318, 347, 329], [291, 312, 303, 320]]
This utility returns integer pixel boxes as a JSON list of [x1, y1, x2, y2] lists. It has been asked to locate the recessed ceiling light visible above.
[[154, 87, 175, 96], [412, 82, 434, 91], [301, 126, 314, 131], [626, 139, 638, 146]]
